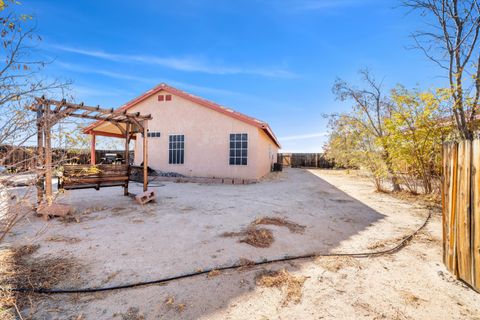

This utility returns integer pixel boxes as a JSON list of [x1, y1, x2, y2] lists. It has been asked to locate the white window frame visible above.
[[229, 133, 248, 166], [168, 134, 185, 165]]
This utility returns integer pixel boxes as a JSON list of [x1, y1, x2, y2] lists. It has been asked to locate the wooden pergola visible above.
[[30, 97, 152, 204]]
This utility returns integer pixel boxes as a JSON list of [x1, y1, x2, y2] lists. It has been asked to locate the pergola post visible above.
[[36, 105, 44, 204], [124, 123, 130, 196], [44, 105, 53, 204], [90, 134, 96, 165], [142, 121, 148, 192]]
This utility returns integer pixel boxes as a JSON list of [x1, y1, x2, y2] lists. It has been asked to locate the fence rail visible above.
[[442, 140, 480, 292]]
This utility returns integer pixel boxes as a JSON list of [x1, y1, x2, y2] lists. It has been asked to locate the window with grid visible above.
[[229, 133, 248, 165], [169, 135, 184, 164]]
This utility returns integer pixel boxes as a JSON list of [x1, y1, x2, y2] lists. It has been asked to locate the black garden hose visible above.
[[9, 210, 432, 295]]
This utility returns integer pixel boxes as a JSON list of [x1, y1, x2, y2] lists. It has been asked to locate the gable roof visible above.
[[83, 83, 281, 148]]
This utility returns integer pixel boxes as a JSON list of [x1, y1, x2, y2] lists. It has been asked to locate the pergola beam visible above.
[[34, 97, 152, 121], [29, 105, 146, 126]]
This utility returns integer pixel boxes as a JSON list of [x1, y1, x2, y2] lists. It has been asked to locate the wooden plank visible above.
[[64, 176, 129, 185], [63, 165, 128, 177], [472, 139, 480, 291], [457, 140, 472, 284], [64, 164, 128, 170], [448, 142, 458, 274], [442, 143, 449, 265]]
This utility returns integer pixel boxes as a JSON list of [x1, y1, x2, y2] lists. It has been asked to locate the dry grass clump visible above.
[[400, 291, 423, 306], [390, 190, 441, 210], [236, 258, 256, 270], [255, 269, 306, 305], [367, 235, 406, 250], [316, 256, 361, 272], [176, 303, 186, 312], [165, 296, 175, 306], [222, 227, 274, 248], [46, 235, 81, 244], [414, 230, 442, 245], [221, 216, 305, 248], [61, 206, 109, 223], [240, 228, 274, 248], [164, 296, 186, 313], [113, 307, 145, 320], [207, 269, 221, 278], [0, 244, 84, 319], [252, 217, 306, 234]]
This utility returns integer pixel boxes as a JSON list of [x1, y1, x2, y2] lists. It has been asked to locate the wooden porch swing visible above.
[[30, 97, 152, 205]]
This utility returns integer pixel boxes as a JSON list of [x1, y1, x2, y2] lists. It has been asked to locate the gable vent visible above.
[[158, 94, 172, 102]]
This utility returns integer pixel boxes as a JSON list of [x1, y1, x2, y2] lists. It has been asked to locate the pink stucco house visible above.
[[83, 83, 280, 181]]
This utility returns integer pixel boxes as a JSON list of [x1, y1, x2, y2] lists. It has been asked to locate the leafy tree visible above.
[[385, 87, 451, 193], [332, 69, 402, 191], [325, 114, 388, 191]]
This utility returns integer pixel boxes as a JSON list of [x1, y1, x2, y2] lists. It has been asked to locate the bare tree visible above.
[[0, 1, 69, 162], [403, 0, 480, 139], [332, 69, 402, 192], [0, 1, 70, 243]]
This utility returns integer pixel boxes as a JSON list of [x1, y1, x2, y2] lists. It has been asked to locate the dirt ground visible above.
[[2, 168, 480, 319]]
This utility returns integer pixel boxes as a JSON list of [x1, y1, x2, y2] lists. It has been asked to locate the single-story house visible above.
[[83, 83, 280, 181]]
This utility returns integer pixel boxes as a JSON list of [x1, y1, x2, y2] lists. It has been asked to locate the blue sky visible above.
[[25, 0, 444, 152]]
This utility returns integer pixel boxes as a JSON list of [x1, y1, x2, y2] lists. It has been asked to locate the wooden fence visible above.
[[277, 153, 334, 168], [442, 140, 480, 292], [0, 145, 132, 172]]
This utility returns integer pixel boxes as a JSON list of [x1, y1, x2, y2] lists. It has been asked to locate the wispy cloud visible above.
[[279, 131, 328, 141], [49, 44, 297, 78], [56, 61, 150, 82], [70, 84, 130, 98], [56, 60, 245, 98]]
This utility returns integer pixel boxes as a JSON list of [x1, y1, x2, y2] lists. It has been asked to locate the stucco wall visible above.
[[130, 92, 278, 180], [256, 128, 278, 178]]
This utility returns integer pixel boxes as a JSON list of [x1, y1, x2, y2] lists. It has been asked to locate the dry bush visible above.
[[255, 269, 306, 305], [0, 244, 84, 319]]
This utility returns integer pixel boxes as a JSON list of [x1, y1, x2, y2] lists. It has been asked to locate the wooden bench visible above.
[[59, 164, 130, 195]]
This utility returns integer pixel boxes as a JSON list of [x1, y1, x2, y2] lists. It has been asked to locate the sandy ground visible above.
[[4, 168, 480, 319]]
